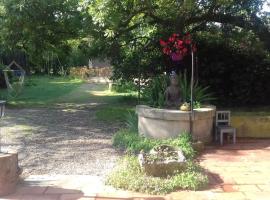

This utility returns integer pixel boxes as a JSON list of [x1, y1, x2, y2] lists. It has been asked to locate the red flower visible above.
[[159, 39, 167, 47], [160, 33, 196, 61], [185, 39, 191, 45], [168, 36, 175, 42], [177, 40, 183, 46], [183, 48, 188, 54], [163, 47, 170, 55]]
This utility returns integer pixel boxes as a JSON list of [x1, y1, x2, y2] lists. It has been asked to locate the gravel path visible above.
[[0, 83, 123, 178]]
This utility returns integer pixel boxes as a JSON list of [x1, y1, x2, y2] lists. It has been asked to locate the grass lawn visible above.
[[0, 75, 83, 107], [0, 75, 138, 108]]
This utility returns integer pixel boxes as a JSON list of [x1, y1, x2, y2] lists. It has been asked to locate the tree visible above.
[[82, 0, 270, 105], [83, 0, 269, 77], [0, 0, 82, 72]]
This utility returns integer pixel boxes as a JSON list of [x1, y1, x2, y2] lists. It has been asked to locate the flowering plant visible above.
[[160, 33, 196, 61]]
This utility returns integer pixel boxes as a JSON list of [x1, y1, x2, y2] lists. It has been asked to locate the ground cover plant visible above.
[[106, 155, 208, 195], [107, 115, 208, 194], [113, 130, 196, 159]]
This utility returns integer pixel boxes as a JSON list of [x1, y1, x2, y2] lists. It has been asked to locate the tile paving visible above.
[[2, 139, 270, 200]]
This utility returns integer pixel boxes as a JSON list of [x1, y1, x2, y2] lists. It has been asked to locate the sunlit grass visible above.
[[0, 75, 83, 107]]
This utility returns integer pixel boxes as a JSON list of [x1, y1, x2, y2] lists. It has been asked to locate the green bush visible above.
[[112, 130, 195, 159], [112, 81, 137, 93], [106, 156, 208, 194]]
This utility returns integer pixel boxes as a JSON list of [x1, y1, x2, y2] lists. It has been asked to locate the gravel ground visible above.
[[0, 101, 123, 178]]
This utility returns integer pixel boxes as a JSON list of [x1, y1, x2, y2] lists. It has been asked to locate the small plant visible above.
[[142, 75, 169, 108], [179, 73, 215, 104], [125, 111, 138, 132], [106, 155, 208, 194], [112, 130, 196, 159]]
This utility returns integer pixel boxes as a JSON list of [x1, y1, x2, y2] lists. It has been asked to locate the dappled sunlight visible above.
[[90, 89, 137, 97], [49, 79, 83, 85]]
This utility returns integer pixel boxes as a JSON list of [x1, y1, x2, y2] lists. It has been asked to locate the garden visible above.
[[0, 1, 270, 199]]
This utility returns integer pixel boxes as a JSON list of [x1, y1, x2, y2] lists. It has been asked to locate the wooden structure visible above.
[[215, 111, 237, 145]]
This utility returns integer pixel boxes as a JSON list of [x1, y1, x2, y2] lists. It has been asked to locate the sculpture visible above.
[[165, 72, 182, 108]]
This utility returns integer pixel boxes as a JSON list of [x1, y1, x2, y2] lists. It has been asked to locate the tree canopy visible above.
[[0, 0, 269, 105]]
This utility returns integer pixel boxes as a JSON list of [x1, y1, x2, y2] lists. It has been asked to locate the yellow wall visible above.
[[232, 115, 270, 138]]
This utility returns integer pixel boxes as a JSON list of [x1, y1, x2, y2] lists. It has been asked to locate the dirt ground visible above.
[[0, 83, 123, 178]]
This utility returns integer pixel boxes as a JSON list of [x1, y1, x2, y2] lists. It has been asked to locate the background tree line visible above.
[[0, 0, 269, 106]]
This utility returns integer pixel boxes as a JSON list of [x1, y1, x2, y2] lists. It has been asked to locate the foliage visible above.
[[83, 0, 270, 106], [0, 0, 269, 105], [112, 81, 137, 93], [125, 111, 138, 132], [84, 0, 270, 78], [142, 75, 169, 108], [69, 66, 112, 79], [179, 73, 215, 104], [106, 155, 208, 194], [0, 0, 82, 73], [196, 33, 270, 106], [113, 130, 195, 159], [142, 73, 214, 108]]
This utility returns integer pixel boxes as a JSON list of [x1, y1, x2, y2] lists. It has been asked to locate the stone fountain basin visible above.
[[136, 105, 216, 143]]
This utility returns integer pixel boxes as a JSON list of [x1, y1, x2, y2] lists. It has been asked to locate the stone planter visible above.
[[136, 105, 216, 143], [138, 145, 186, 177], [0, 151, 20, 196]]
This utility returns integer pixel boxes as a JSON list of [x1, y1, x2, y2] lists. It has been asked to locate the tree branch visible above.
[[186, 13, 270, 50]]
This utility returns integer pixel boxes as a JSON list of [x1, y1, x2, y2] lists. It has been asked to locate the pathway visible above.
[[3, 139, 270, 200], [1, 83, 123, 177]]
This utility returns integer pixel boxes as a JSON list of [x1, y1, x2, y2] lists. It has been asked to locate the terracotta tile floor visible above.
[[2, 139, 270, 200]]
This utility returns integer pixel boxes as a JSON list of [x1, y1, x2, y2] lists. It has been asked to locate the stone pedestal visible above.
[[136, 105, 216, 143], [0, 152, 19, 196]]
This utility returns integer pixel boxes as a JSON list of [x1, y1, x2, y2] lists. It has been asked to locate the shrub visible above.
[[142, 75, 169, 108], [179, 73, 215, 103], [112, 81, 137, 93], [142, 73, 214, 108], [106, 156, 208, 194], [112, 130, 196, 159]]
